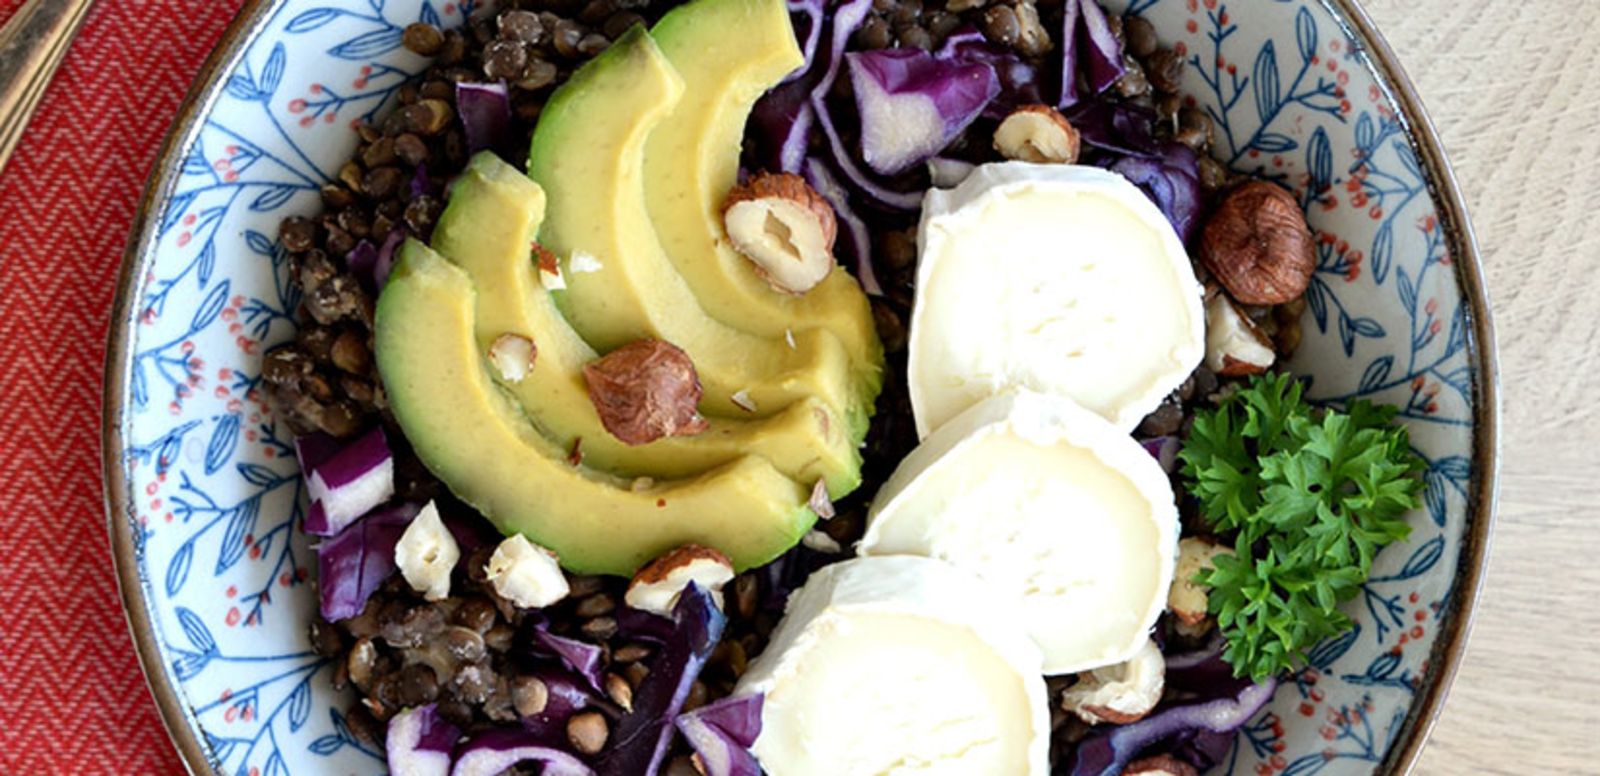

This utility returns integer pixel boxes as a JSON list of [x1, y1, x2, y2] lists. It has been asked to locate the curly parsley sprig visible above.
[[1179, 373, 1425, 680]]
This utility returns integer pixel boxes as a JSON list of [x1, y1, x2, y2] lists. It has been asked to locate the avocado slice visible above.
[[431, 152, 860, 497], [527, 28, 867, 435], [645, 0, 883, 391], [374, 239, 816, 574]]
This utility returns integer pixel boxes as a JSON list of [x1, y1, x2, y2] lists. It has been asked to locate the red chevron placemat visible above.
[[0, 1, 245, 772]]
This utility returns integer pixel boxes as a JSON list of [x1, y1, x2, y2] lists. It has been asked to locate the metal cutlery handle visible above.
[[0, 0, 98, 176]]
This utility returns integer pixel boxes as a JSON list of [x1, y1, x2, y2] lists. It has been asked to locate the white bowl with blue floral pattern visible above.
[[103, 0, 1496, 773]]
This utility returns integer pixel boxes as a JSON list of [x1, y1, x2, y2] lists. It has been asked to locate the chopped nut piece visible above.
[[1168, 537, 1230, 626], [994, 105, 1081, 164], [723, 172, 838, 295], [1060, 640, 1164, 725], [395, 502, 460, 601], [567, 437, 584, 467], [808, 479, 836, 520], [730, 389, 756, 413], [1200, 181, 1315, 305], [1123, 754, 1199, 776], [583, 339, 710, 446], [535, 243, 565, 291], [625, 544, 735, 616], [484, 534, 570, 609], [1203, 292, 1275, 376], [488, 333, 537, 383]]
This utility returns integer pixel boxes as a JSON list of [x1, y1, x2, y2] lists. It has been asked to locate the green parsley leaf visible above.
[[1178, 373, 1426, 680]]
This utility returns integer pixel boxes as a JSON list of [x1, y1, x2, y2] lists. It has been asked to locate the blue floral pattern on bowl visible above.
[[106, 0, 1484, 773]]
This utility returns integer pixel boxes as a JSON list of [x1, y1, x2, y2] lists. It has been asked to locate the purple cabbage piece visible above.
[[1110, 143, 1202, 241], [810, 102, 925, 211], [751, 0, 872, 173], [845, 48, 998, 176], [674, 694, 764, 776], [1058, 0, 1127, 109], [345, 240, 378, 281], [518, 664, 601, 735], [387, 703, 462, 776], [302, 425, 394, 536], [373, 228, 409, 292], [1066, 99, 1162, 157], [451, 728, 594, 776], [1163, 632, 1246, 698], [803, 157, 883, 296], [935, 27, 1043, 120], [1065, 678, 1277, 776], [783, 0, 824, 85], [616, 606, 676, 645], [595, 583, 727, 776], [532, 628, 608, 695], [410, 164, 441, 200], [1138, 435, 1180, 473], [455, 81, 513, 158], [316, 502, 420, 621]]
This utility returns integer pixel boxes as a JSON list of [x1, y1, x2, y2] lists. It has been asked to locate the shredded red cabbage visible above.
[[386, 702, 462, 776], [935, 27, 1044, 120], [315, 502, 419, 621], [1065, 678, 1277, 776], [845, 48, 998, 176], [1058, 0, 1127, 109], [675, 694, 764, 776], [595, 583, 726, 776], [455, 81, 513, 159], [451, 728, 594, 776], [301, 425, 394, 537], [803, 157, 883, 295]]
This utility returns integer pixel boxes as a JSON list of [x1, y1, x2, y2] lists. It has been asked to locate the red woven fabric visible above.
[[0, 1, 245, 772]]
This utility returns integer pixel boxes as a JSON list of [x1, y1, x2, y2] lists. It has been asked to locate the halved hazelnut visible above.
[[1123, 754, 1199, 776], [1060, 640, 1164, 725], [1168, 537, 1230, 627], [625, 544, 735, 616], [994, 104, 1080, 164], [1203, 292, 1275, 377], [488, 333, 537, 382], [1200, 181, 1315, 305], [583, 339, 710, 446], [723, 172, 837, 295]]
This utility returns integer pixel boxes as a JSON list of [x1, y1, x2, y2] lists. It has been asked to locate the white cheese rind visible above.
[[859, 389, 1178, 674], [909, 162, 1205, 437], [735, 556, 1049, 776]]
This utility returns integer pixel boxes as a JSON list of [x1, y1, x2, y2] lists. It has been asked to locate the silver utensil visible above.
[[0, 0, 97, 177]]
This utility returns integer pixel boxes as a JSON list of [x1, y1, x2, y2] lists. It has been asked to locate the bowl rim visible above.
[[100, 0, 1499, 773]]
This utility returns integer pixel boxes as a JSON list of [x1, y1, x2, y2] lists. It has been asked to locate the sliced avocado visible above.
[[646, 0, 883, 392], [431, 152, 860, 497], [527, 27, 866, 435], [374, 239, 816, 574]]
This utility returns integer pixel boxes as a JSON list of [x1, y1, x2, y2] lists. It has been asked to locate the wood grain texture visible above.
[[1360, 1, 1600, 773]]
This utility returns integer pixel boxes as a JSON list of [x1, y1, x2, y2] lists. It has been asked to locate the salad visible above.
[[261, 0, 1426, 774]]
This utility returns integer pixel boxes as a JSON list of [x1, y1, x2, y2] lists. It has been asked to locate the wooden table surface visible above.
[[1358, 1, 1600, 773]]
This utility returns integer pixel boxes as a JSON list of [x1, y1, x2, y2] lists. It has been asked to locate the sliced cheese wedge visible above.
[[859, 389, 1178, 674], [735, 556, 1049, 776], [909, 162, 1205, 437]]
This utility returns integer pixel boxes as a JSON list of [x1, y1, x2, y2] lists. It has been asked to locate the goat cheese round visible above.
[[735, 556, 1049, 776], [908, 162, 1205, 437], [859, 389, 1178, 674]]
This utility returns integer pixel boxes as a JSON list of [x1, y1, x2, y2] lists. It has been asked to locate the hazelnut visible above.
[[1060, 640, 1164, 725], [993, 104, 1080, 164], [488, 333, 537, 383], [625, 544, 736, 616], [807, 479, 836, 520], [723, 172, 838, 295], [1203, 291, 1275, 377], [583, 339, 710, 446], [1123, 754, 1199, 776], [1200, 181, 1315, 305], [484, 534, 569, 609], [1168, 537, 1230, 627]]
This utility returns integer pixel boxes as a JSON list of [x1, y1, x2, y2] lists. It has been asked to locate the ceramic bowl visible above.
[[104, 0, 1496, 773]]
